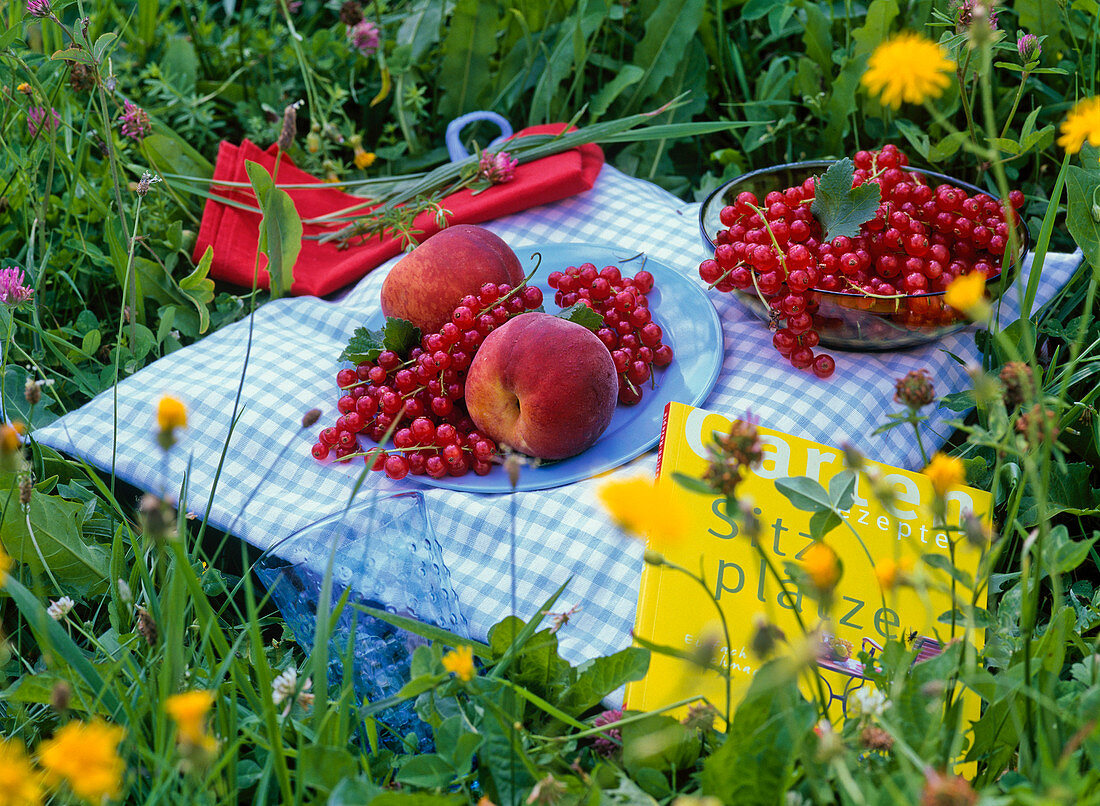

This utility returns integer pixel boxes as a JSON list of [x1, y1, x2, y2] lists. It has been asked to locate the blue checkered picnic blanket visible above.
[[34, 164, 1080, 672]]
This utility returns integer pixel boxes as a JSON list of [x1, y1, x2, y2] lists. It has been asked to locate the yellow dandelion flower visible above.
[[354, 147, 376, 169], [38, 719, 125, 803], [874, 557, 913, 590], [0, 424, 20, 454], [597, 476, 686, 549], [156, 395, 187, 433], [1057, 97, 1100, 154], [165, 690, 215, 746], [0, 738, 44, 806], [801, 542, 841, 593], [442, 645, 476, 682], [924, 453, 965, 497], [944, 271, 988, 318], [861, 32, 956, 109]]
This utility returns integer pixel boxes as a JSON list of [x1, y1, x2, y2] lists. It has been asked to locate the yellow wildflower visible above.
[[1057, 97, 1100, 154], [924, 453, 965, 497], [354, 147, 376, 169], [598, 476, 686, 549], [0, 738, 44, 806], [165, 690, 215, 746], [874, 557, 913, 590], [861, 32, 956, 109], [801, 542, 841, 593], [156, 395, 187, 433], [0, 424, 20, 454], [943, 271, 989, 319], [442, 645, 476, 682], [38, 719, 125, 803], [16, 82, 31, 95]]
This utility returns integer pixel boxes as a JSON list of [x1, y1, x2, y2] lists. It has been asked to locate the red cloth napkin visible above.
[[193, 124, 604, 297]]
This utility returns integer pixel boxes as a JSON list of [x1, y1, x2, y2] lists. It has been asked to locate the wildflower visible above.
[[156, 395, 187, 446], [591, 709, 622, 757], [18, 476, 32, 506], [347, 19, 380, 57], [165, 690, 215, 746], [271, 667, 314, 713], [923, 453, 965, 497], [26, 0, 51, 18], [860, 724, 894, 752], [306, 130, 321, 154], [950, 0, 997, 39], [136, 606, 158, 645], [749, 613, 785, 659], [820, 633, 854, 661], [943, 271, 989, 318], [813, 719, 844, 761], [597, 476, 686, 549], [544, 603, 580, 634], [47, 596, 75, 621], [117, 578, 132, 604], [442, 645, 476, 682], [37, 719, 125, 803], [999, 361, 1035, 409], [1017, 32, 1042, 64], [874, 557, 913, 590], [920, 768, 978, 806], [118, 101, 152, 141], [0, 738, 44, 806], [27, 106, 60, 139], [339, 0, 363, 25], [682, 702, 719, 732], [961, 511, 993, 548], [526, 774, 566, 806], [800, 542, 841, 594], [894, 369, 935, 409], [0, 267, 34, 308], [16, 82, 31, 95], [1015, 403, 1060, 447], [0, 424, 21, 454], [840, 442, 865, 471], [862, 33, 955, 109], [68, 62, 96, 92], [477, 150, 519, 184], [703, 415, 764, 498], [354, 146, 377, 169], [1057, 97, 1100, 154], [849, 686, 888, 719]]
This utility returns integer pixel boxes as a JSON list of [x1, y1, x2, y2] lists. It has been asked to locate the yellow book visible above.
[[625, 401, 990, 722]]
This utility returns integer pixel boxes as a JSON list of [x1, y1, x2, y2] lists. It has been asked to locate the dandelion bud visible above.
[[749, 614, 784, 659], [961, 511, 993, 549], [642, 549, 665, 566], [894, 368, 935, 409], [998, 361, 1035, 410], [306, 131, 321, 153], [301, 408, 321, 428], [136, 606, 158, 645], [840, 442, 865, 471], [1017, 32, 1041, 64]]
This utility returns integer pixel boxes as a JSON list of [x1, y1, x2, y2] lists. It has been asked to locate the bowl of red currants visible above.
[[698, 145, 1029, 368]]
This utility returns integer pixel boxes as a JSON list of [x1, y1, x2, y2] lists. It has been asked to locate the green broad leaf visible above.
[[141, 133, 213, 182], [700, 662, 815, 802], [621, 714, 701, 774], [0, 484, 110, 592], [396, 754, 455, 789], [775, 476, 831, 513], [371, 794, 466, 806], [245, 160, 303, 299], [922, 553, 974, 590], [624, 0, 706, 111], [178, 246, 216, 334], [435, 715, 483, 774], [557, 647, 649, 715], [1066, 160, 1100, 272], [937, 608, 994, 628], [50, 46, 93, 65], [300, 745, 358, 793], [672, 472, 717, 496], [92, 31, 118, 64], [556, 302, 604, 332], [328, 778, 384, 806], [808, 509, 841, 540], [339, 326, 384, 365], [810, 158, 882, 242], [382, 317, 421, 355], [590, 65, 645, 118], [851, 0, 900, 59], [437, 0, 498, 118], [1040, 525, 1099, 576]]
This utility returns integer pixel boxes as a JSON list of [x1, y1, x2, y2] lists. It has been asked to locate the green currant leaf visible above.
[[382, 316, 421, 355], [810, 157, 882, 242], [339, 326, 384, 364], [556, 303, 604, 332]]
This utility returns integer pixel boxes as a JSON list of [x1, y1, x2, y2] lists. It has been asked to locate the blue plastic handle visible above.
[[445, 111, 514, 162]]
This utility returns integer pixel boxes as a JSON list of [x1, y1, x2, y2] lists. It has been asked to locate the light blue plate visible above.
[[396, 242, 724, 493]]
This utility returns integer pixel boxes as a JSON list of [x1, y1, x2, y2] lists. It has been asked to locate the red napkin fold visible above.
[[192, 124, 604, 297]]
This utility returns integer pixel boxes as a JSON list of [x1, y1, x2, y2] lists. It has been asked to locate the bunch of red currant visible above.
[[699, 144, 1024, 378], [313, 266, 672, 480], [547, 263, 673, 404]]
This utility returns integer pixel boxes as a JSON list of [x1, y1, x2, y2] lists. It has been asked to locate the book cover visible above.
[[624, 401, 990, 719]]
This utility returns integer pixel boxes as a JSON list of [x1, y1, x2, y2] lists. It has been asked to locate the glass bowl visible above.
[[698, 161, 1030, 351]]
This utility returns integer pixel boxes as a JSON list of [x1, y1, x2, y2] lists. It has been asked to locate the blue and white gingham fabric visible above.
[[34, 165, 1079, 669]]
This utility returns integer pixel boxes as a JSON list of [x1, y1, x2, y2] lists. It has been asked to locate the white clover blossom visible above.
[[47, 596, 75, 621], [850, 685, 888, 718], [271, 666, 314, 715]]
